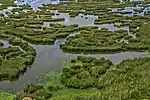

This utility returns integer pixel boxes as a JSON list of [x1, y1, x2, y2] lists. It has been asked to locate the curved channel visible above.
[[0, 0, 149, 91]]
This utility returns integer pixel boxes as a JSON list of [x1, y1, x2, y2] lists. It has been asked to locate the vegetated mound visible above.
[[39, 0, 150, 54], [0, 92, 15, 100], [17, 56, 150, 100], [0, 10, 78, 45], [61, 15, 150, 54], [0, 7, 78, 81], [61, 56, 113, 89], [0, 0, 16, 10], [61, 56, 150, 99], [0, 38, 35, 81]]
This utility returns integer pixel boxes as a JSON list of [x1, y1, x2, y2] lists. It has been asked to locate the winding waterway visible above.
[[0, 0, 149, 91]]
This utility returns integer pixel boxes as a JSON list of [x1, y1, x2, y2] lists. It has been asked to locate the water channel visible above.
[[0, 0, 149, 91]]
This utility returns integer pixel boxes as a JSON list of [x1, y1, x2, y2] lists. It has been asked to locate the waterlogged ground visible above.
[[0, 45, 149, 90], [0, 0, 150, 92]]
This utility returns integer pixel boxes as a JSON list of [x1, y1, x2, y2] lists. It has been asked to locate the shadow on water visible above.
[[0, 0, 149, 91]]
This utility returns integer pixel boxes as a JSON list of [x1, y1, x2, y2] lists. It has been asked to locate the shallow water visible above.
[[0, 7, 18, 16], [120, 0, 145, 3], [0, 40, 11, 47], [15, 0, 60, 10], [0, 0, 149, 91], [112, 4, 150, 16], [0, 41, 149, 91], [98, 24, 129, 31], [46, 10, 97, 27]]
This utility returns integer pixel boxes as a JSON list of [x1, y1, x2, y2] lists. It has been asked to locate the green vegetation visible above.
[[16, 72, 62, 100], [61, 56, 113, 89], [0, 0, 16, 10], [0, 39, 35, 80], [0, 20, 36, 80], [15, 56, 150, 100], [0, 92, 16, 100], [0, 0, 81, 81], [0, 10, 78, 45], [61, 18, 150, 54], [0, 0, 150, 99], [59, 7, 150, 54]]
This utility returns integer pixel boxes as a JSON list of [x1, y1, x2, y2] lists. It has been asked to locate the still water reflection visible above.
[[0, 0, 149, 91]]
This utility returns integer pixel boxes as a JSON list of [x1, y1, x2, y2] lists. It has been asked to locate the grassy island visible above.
[[15, 56, 150, 100], [0, 0, 16, 10], [0, 0, 150, 99]]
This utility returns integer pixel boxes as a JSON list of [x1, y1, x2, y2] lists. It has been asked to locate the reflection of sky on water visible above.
[[111, 4, 150, 16], [15, 0, 60, 10], [120, 0, 145, 3], [0, 0, 150, 91], [98, 24, 129, 31], [0, 40, 12, 48], [0, 7, 17, 15]]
